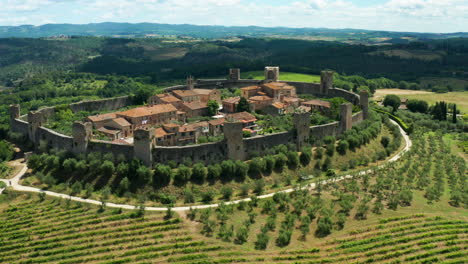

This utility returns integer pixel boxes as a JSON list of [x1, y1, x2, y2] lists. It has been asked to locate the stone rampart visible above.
[[244, 131, 294, 155], [88, 140, 134, 160], [153, 141, 226, 164], [69, 96, 133, 113], [10, 118, 29, 135], [352, 111, 364, 125], [310, 122, 340, 139], [37, 127, 73, 150]]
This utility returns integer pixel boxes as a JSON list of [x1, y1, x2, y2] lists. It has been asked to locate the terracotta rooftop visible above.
[[271, 102, 285, 109], [160, 94, 181, 103], [182, 101, 207, 110], [111, 139, 131, 145], [297, 105, 312, 112], [108, 117, 131, 127], [118, 104, 177, 118], [193, 89, 216, 95], [173, 89, 199, 98], [227, 112, 257, 123], [208, 118, 225, 126], [155, 127, 169, 138], [240, 85, 261, 91], [249, 95, 273, 101], [88, 113, 117, 123], [97, 127, 120, 135], [185, 121, 209, 130], [302, 100, 331, 108], [283, 97, 299, 103], [262, 82, 295, 90], [179, 125, 196, 133], [222, 97, 240, 104], [163, 123, 180, 128]]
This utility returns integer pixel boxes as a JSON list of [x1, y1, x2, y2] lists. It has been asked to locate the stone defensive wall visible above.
[[9, 69, 370, 166], [69, 95, 133, 113]]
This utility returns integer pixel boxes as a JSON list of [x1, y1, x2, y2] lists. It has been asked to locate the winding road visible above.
[[0, 120, 411, 212]]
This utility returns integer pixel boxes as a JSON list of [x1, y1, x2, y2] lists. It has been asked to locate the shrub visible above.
[[255, 232, 269, 250], [315, 216, 333, 237], [221, 160, 236, 180], [300, 147, 312, 166], [315, 147, 324, 160], [249, 157, 265, 176], [253, 179, 265, 195], [275, 153, 288, 170], [286, 151, 299, 168], [263, 156, 275, 174], [137, 165, 153, 185], [234, 226, 249, 244], [381, 136, 390, 148], [154, 164, 172, 186], [184, 188, 195, 203], [191, 163, 207, 182], [336, 140, 349, 155], [207, 164, 222, 181], [276, 229, 292, 247], [383, 94, 401, 112], [240, 183, 250, 196], [201, 190, 215, 203], [175, 165, 191, 184], [220, 186, 233, 200], [234, 160, 249, 180]]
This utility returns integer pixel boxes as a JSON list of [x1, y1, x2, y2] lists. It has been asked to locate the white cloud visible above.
[[1, 0, 467, 32]]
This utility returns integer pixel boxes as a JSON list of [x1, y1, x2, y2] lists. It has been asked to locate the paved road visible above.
[[0, 120, 411, 212]]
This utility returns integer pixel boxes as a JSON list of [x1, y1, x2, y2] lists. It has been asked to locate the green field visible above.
[[241, 71, 321, 83], [375, 89, 468, 113]]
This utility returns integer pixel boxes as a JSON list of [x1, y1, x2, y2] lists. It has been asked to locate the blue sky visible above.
[[2, 0, 467, 33]]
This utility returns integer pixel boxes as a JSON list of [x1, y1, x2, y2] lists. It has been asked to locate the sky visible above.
[[1, 0, 467, 33]]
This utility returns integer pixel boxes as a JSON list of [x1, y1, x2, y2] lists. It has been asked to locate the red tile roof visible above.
[[262, 82, 295, 90], [240, 85, 261, 91], [182, 101, 207, 110], [155, 127, 169, 138], [227, 112, 257, 123], [173, 89, 199, 98], [193, 89, 216, 95], [302, 100, 331, 108], [88, 113, 117, 123], [118, 104, 177, 118], [109, 117, 131, 127], [249, 95, 273, 102], [97, 127, 120, 135], [222, 97, 240, 104], [208, 118, 225, 126]]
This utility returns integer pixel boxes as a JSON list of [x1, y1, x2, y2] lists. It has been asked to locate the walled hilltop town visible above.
[[10, 66, 369, 167]]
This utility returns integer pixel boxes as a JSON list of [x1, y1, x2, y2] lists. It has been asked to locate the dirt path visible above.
[[0, 120, 411, 212]]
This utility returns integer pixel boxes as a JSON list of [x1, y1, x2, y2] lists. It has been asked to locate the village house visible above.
[[172, 89, 200, 103], [149, 93, 182, 108], [87, 113, 117, 129], [240, 85, 261, 98], [248, 95, 274, 111], [261, 82, 296, 99], [180, 101, 208, 118], [222, 97, 240, 113], [116, 104, 179, 130], [193, 89, 222, 103]]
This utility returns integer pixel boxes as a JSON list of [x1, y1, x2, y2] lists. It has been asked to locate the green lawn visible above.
[[241, 71, 320, 83]]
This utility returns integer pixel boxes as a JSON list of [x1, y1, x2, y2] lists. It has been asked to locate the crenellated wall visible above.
[[153, 141, 226, 164], [310, 122, 340, 139], [352, 111, 364, 125]]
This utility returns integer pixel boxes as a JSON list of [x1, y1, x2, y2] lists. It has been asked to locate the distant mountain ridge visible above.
[[0, 22, 467, 39]]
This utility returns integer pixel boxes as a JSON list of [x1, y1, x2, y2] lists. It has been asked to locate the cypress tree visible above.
[[452, 104, 457, 123]]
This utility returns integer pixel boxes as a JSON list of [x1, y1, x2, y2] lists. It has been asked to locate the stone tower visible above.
[[27, 111, 43, 144], [9, 104, 20, 124], [320, 71, 334, 95], [134, 129, 154, 167], [187, 76, 194, 90], [72, 121, 92, 155], [339, 103, 353, 133], [229, 68, 240, 81], [224, 120, 245, 161], [293, 110, 311, 150], [360, 90, 369, 120], [264, 66, 280, 82]]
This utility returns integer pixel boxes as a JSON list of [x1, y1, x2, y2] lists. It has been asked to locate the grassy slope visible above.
[[241, 71, 321, 83], [375, 89, 468, 113]]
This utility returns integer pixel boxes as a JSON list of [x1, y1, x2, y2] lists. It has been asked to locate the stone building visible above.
[[249, 95, 274, 111], [222, 97, 240, 113], [261, 82, 296, 99], [180, 101, 208, 118], [172, 89, 200, 103], [87, 113, 117, 128], [193, 89, 221, 103], [149, 93, 182, 108], [117, 104, 179, 130]]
